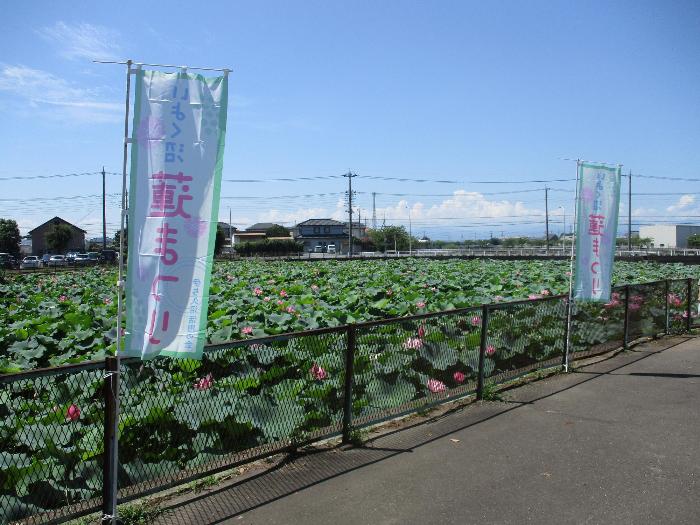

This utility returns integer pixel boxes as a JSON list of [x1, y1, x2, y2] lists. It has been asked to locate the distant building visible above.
[[296, 219, 347, 253], [28, 217, 86, 255], [217, 222, 238, 245], [19, 237, 32, 256], [639, 224, 700, 248], [295, 219, 367, 254], [234, 222, 286, 244]]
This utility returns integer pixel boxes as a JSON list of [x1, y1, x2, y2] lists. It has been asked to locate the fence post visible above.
[[562, 296, 570, 369], [102, 356, 119, 524], [623, 285, 630, 349], [341, 324, 357, 444], [476, 304, 490, 400], [686, 278, 693, 333], [664, 280, 670, 335]]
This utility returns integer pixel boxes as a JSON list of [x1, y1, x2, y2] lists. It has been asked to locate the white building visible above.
[[639, 224, 700, 248]]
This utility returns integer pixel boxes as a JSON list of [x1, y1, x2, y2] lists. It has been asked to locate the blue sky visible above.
[[1, 0, 699, 240]]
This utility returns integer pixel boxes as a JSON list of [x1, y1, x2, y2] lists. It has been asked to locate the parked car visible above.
[[66, 252, 78, 262], [87, 252, 101, 264], [48, 255, 67, 267], [0, 253, 15, 269], [313, 245, 325, 253], [74, 253, 90, 266], [41, 254, 51, 267], [21, 256, 41, 269], [101, 250, 117, 263], [327, 244, 336, 254]]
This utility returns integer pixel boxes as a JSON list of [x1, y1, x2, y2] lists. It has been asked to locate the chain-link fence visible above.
[[1, 278, 696, 524], [0, 362, 106, 525]]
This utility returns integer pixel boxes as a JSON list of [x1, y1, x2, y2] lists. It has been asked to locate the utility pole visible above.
[[545, 186, 550, 255], [628, 170, 632, 251], [229, 208, 233, 250], [382, 211, 387, 253], [102, 167, 107, 251], [372, 192, 377, 229], [343, 171, 357, 257]]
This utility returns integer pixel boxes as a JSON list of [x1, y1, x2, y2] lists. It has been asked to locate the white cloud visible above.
[[666, 194, 695, 213], [37, 22, 121, 61], [0, 64, 121, 123], [226, 191, 547, 234]]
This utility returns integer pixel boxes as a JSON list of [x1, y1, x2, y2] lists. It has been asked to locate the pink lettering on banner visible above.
[[151, 274, 179, 301], [148, 309, 170, 344], [150, 171, 193, 219], [154, 223, 178, 265]]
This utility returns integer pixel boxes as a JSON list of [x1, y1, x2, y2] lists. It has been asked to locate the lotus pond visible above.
[[1, 258, 697, 522], [1, 258, 698, 372]]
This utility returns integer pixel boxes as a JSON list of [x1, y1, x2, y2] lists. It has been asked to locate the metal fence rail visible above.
[[1, 278, 697, 524]]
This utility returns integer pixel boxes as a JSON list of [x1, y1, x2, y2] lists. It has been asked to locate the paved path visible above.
[[155, 336, 700, 525]]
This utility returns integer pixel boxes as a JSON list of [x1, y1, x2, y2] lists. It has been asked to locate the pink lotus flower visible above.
[[58, 295, 68, 302], [430, 287, 437, 292], [485, 345, 496, 357], [470, 316, 480, 326], [668, 294, 683, 307], [267, 279, 275, 284], [310, 363, 327, 380], [417, 325, 426, 338], [540, 289, 550, 296], [241, 326, 254, 335], [386, 289, 393, 296], [264, 296, 271, 302], [416, 301, 426, 309], [279, 290, 288, 298], [403, 337, 423, 350], [565, 271, 572, 277], [254, 287, 263, 296], [494, 295, 504, 302], [453, 371, 466, 384], [66, 404, 81, 421], [528, 294, 541, 300], [286, 305, 296, 313], [277, 300, 284, 306], [103, 297, 112, 305], [427, 378, 447, 393], [311, 284, 319, 292], [194, 373, 214, 390], [226, 274, 234, 281]]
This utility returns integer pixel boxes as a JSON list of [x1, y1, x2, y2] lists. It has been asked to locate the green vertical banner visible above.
[[124, 69, 228, 360], [574, 162, 621, 302]]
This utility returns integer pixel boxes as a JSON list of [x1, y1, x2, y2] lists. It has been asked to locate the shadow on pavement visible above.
[[153, 337, 690, 525]]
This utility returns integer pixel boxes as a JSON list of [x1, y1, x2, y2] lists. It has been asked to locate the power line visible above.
[[0, 171, 110, 181]]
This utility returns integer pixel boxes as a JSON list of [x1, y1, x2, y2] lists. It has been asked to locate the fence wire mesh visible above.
[[351, 309, 481, 428], [0, 363, 106, 525], [0, 278, 695, 525], [116, 328, 347, 503], [485, 296, 567, 384], [568, 287, 627, 359]]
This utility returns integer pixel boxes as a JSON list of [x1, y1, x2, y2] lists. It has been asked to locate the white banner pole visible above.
[[564, 159, 580, 372], [108, 58, 133, 524]]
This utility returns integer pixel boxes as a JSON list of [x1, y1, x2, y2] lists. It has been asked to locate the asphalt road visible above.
[[156, 336, 700, 525]]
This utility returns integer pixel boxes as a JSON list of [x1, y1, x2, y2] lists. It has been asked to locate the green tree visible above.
[[368, 225, 411, 251], [215, 226, 227, 255], [0, 219, 21, 256], [265, 225, 290, 238], [45, 223, 73, 254], [688, 234, 700, 248]]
